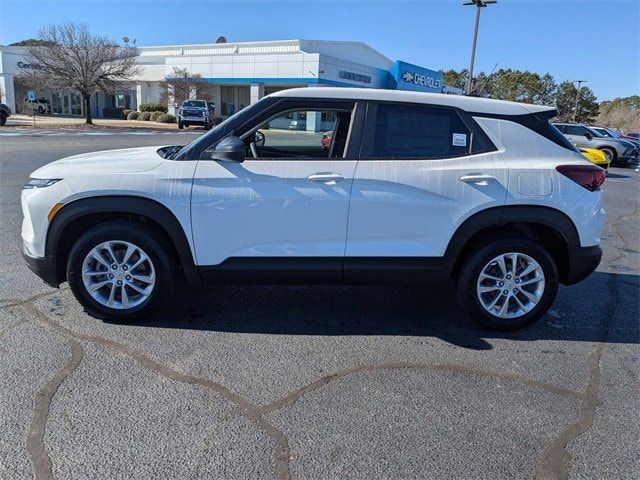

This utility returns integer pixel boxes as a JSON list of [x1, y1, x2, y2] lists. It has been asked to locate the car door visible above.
[[190, 99, 362, 282], [344, 101, 508, 282]]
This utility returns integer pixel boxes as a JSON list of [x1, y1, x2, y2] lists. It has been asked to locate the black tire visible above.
[[0, 112, 6, 126], [67, 221, 175, 321], [600, 147, 616, 164], [178, 122, 184, 130], [458, 237, 558, 331], [37, 106, 44, 114]]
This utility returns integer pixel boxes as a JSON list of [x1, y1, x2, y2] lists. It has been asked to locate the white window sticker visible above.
[[452, 133, 467, 147]]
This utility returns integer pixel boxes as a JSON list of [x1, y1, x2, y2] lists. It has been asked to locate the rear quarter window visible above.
[[363, 103, 495, 159]]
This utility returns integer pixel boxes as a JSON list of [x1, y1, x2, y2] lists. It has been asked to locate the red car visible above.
[[321, 131, 332, 149]]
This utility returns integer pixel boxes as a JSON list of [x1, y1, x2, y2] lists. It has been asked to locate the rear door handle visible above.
[[459, 174, 496, 185], [307, 172, 345, 185]]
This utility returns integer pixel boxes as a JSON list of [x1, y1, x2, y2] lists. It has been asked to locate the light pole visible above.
[[572, 80, 587, 122], [463, 0, 497, 95]]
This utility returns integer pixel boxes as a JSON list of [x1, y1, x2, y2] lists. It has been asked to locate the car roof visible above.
[[269, 87, 556, 116]]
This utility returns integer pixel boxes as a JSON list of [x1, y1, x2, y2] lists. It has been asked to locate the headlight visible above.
[[23, 178, 62, 189]]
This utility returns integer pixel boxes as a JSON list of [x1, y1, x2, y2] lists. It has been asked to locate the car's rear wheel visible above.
[[458, 237, 558, 331], [0, 112, 6, 125], [67, 221, 175, 321]]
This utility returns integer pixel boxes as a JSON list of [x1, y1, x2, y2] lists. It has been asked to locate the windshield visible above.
[[181, 100, 207, 108], [604, 128, 621, 138], [586, 127, 604, 138], [592, 127, 614, 138]]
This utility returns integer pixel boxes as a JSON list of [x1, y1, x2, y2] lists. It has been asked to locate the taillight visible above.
[[556, 164, 605, 191]]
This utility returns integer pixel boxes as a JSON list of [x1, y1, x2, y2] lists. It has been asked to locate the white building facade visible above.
[[0, 39, 456, 118]]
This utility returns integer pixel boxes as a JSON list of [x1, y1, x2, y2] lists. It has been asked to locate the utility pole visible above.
[[463, 0, 497, 95], [572, 80, 587, 122]]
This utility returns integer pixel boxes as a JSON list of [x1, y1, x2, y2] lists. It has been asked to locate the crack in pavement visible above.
[[23, 292, 597, 480], [21, 255, 630, 480], [1, 288, 66, 310], [258, 362, 583, 416], [534, 204, 633, 479], [23, 302, 293, 480], [22, 294, 589, 480], [22, 305, 84, 480]]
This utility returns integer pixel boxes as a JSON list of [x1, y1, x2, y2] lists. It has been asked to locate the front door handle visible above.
[[307, 172, 345, 185], [459, 174, 496, 185]]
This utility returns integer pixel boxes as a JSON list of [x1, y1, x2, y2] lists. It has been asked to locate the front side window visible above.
[[564, 125, 587, 136], [241, 108, 353, 159], [366, 103, 476, 159]]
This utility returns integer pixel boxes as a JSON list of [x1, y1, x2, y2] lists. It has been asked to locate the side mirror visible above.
[[584, 132, 593, 140], [201, 136, 245, 162]]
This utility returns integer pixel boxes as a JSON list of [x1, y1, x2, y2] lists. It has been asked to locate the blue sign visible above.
[[389, 61, 443, 93]]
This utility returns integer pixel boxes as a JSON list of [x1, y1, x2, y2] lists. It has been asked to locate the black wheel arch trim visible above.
[[444, 204, 589, 284], [46, 195, 201, 286]]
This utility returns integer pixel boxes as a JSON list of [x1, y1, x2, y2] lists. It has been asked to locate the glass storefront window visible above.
[[237, 87, 250, 111], [71, 93, 82, 115], [221, 86, 235, 116], [52, 92, 63, 114]]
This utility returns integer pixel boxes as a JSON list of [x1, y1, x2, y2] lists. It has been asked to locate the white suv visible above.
[[21, 88, 605, 330]]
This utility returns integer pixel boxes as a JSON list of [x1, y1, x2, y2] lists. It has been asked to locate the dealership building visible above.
[[0, 39, 461, 118]]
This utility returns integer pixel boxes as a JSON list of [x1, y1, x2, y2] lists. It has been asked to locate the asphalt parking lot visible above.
[[1, 128, 638, 480]]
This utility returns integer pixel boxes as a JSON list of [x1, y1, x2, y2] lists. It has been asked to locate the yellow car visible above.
[[579, 147, 610, 170]]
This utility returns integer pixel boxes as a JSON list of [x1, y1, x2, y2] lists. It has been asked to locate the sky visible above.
[[0, 0, 638, 101]]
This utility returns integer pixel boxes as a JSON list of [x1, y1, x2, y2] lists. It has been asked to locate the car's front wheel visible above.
[[67, 221, 175, 321], [458, 237, 558, 330], [0, 112, 6, 125]]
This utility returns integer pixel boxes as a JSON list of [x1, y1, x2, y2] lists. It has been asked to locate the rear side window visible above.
[[364, 103, 493, 159]]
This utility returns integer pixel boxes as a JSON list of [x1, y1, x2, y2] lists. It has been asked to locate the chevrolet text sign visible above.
[[390, 61, 443, 93]]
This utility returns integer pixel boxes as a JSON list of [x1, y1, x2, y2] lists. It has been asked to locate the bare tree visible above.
[[20, 23, 140, 124], [159, 67, 209, 108]]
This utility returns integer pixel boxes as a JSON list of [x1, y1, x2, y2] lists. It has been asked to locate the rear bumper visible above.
[[565, 245, 602, 285], [22, 244, 59, 287]]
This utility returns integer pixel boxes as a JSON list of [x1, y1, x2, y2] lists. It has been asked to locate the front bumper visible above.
[[616, 155, 638, 166], [22, 243, 60, 287], [565, 245, 602, 285], [179, 116, 208, 125]]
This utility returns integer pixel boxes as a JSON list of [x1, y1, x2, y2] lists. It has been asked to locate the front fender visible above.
[[46, 195, 201, 286]]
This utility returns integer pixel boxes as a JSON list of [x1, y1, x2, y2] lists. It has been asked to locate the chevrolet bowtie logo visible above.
[[401, 71, 414, 82]]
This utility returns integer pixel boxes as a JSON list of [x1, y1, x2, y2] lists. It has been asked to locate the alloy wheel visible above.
[[476, 252, 545, 319], [81, 240, 156, 310]]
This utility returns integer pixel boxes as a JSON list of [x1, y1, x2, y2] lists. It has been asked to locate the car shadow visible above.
[[606, 172, 631, 179], [116, 271, 639, 350]]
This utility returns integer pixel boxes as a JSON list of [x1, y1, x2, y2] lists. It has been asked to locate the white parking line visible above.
[[0, 129, 201, 137]]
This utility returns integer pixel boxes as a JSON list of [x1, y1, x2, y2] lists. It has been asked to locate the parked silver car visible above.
[[553, 123, 638, 165]]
